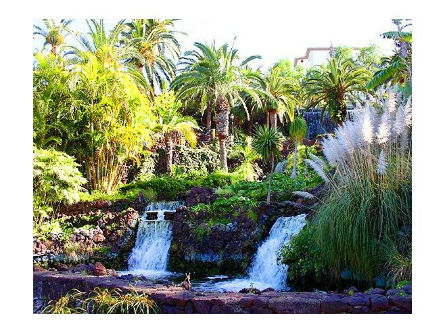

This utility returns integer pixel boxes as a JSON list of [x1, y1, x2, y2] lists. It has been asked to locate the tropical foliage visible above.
[[304, 57, 371, 123]]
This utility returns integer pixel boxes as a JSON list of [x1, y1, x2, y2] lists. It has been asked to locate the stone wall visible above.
[[33, 198, 147, 270], [33, 271, 412, 314], [169, 200, 312, 277]]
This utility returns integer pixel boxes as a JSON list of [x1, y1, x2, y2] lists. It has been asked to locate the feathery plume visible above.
[[377, 111, 391, 144], [305, 158, 329, 182], [376, 150, 388, 175], [308, 152, 327, 169]]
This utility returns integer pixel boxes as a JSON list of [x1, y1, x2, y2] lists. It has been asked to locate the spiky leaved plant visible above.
[[252, 125, 285, 203], [304, 89, 412, 284]]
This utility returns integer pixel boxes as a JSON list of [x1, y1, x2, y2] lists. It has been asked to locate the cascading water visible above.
[[209, 214, 306, 292], [125, 201, 182, 278]]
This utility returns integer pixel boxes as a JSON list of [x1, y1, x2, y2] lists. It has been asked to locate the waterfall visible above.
[[126, 201, 182, 277], [213, 214, 306, 291]]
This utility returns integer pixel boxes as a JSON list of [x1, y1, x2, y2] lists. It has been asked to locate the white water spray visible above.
[[212, 214, 306, 291], [126, 201, 182, 277]]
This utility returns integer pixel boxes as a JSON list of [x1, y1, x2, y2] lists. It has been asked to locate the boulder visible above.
[[93, 262, 108, 276], [370, 295, 390, 312], [321, 295, 348, 313]]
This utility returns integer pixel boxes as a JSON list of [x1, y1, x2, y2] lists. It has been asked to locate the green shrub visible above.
[[279, 225, 326, 290], [33, 147, 87, 222], [42, 287, 159, 314]]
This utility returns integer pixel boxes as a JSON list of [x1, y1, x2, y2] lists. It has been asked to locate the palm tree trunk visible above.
[[247, 107, 253, 146], [267, 154, 275, 204], [206, 101, 212, 133], [219, 139, 228, 171], [215, 95, 230, 171], [266, 110, 270, 128], [270, 110, 278, 129], [166, 134, 173, 176], [51, 45, 57, 56], [291, 140, 298, 179]]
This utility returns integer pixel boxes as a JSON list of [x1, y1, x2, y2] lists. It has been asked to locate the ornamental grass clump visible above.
[[304, 89, 412, 284]]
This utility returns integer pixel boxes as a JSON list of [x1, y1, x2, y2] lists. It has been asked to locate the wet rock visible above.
[[251, 307, 273, 314], [253, 297, 269, 308], [388, 295, 412, 312], [268, 296, 321, 314], [239, 297, 254, 308], [348, 305, 372, 314], [370, 295, 390, 312], [93, 262, 107, 276], [347, 295, 370, 307], [107, 269, 118, 277], [261, 287, 275, 293], [321, 295, 348, 313], [192, 299, 211, 313]]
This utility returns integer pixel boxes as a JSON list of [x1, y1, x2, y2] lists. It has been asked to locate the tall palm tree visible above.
[[73, 20, 147, 91], [153, 92, 199, 176], [172, 41, 263, 171], [264, 66, 298, 129], [33, 19, 75, 55], [305, 58, 370, 124], [124, 19, 182, 99], [289, 116, 308, 179], [253, 125, 284, 203]]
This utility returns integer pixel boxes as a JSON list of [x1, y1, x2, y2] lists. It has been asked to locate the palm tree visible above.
[[289, 116, 308, 179], [124, 19, 182, 99], [305, 57, 370, 124], [367, 19, 412, 95], [264, 66, 298, 129], [172, 41, 263, 171], [73, 20, 147, 91], [153, 92, 199, 176], [33, 19, 75, 55], [253, 125, 284, 203]]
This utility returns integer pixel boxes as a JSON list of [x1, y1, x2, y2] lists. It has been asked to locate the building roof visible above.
[[294, 46, 363, 66]]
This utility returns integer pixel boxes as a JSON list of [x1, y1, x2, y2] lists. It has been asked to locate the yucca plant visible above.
[[289, 116, 308, 179], [252, 125, 285, 203], [304, 89, 412, 284]]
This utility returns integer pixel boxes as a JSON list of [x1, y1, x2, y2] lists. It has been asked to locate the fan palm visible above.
[[305, 57, 370, 124], [289, 116, 308, 179], [252, 125, 284, 203], [153, 92, 199, 176], [172, 41, 264, 171], [33, 19, 75, 55], [124, 19, 182, 99]]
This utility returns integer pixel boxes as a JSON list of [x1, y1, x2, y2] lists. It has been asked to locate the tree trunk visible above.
[[266, 110, 270, 128], [291, 140, 298, 179], [219, 139, 228, 171], [166, 134, 173, 176], [215, 95, 230, 171], [267, 154, 275, 204], [51, 45, 57, 56], [270, 110, 278, 129], [206, 101, 212, 133], [247, 107, 253, 146]]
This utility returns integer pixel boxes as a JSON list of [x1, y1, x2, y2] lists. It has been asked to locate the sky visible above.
[[33, 18, 396, 70]]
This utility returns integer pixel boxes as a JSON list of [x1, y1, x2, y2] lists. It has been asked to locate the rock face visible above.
[[169, 198, 311, 276], [33, 271, 412, 314], [33, 198, 147, 270]]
